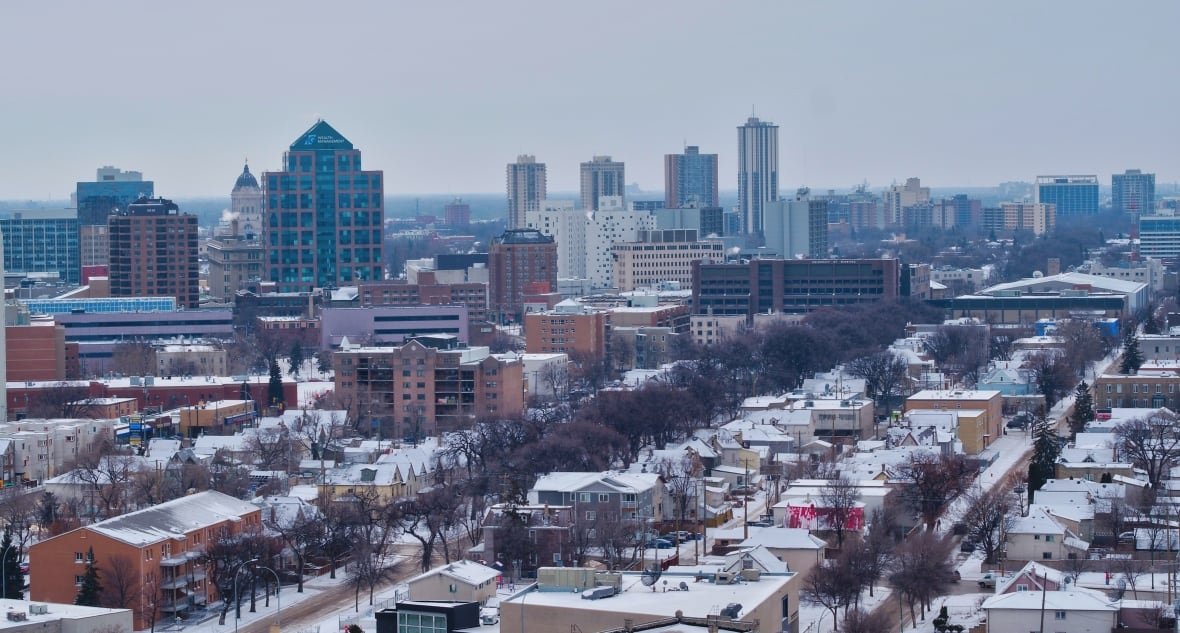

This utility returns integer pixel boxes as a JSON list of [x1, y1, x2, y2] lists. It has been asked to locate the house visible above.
[[994, 561, 1067, 594], [981, 591, 1117, 633], [530, 472, 666, 523], [1004, 507, 1089, 561], [736, 528, 827, 578], [407, 560, 501, 605], [1054, 444, 1135, 483], [318, 460, 425, 502], [472, 504, 577, 576], [976, 361, 1035, 396], [28, 491, 263, 631]]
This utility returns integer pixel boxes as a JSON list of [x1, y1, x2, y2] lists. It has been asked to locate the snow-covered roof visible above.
[[982, 590, 1116, 612], [408, 560, 501, 588], [1008, 507, 1066, 535], [738, 528, 826, 551], [86, 491, 258, 546]]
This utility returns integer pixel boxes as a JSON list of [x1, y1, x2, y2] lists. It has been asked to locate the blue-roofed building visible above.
[[20, 297, 176, 315]]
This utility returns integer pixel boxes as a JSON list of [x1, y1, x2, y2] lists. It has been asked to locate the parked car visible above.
[[645, 538, 675, 549], [745, 519, 775, 528], [959, 540, 976, 553], [664, 531, 700, 542], [978, 573, 997, 588], [951, 521, 968, 535], [1007, 413, 1033, 429]]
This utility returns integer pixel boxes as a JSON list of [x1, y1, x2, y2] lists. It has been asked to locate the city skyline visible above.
[[2, 1, 1180, 199]]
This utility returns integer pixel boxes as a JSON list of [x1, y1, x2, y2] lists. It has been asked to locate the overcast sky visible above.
[[2, 1, 1177, 199]]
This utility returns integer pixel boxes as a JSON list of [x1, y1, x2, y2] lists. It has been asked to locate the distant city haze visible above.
[[2, 1, 1178, 199]]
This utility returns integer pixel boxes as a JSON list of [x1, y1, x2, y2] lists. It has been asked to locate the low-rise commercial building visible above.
[[905, 389, 1003, 454], [692, 258, 902, 317], [611, 229, 724, 292]]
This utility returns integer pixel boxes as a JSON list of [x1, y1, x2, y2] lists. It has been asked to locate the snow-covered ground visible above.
[[901, 592, 990, 633], [799, 586, 893, 633], [166, 569, 353, 633]]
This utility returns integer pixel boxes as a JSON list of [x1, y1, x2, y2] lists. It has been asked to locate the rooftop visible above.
[[84, 491, 258, 546], [981, 590, 1116, 612]]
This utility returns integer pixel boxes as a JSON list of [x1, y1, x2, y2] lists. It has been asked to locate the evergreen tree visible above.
[[1120, 329, 1144, 375], [268, 358, 285, 408], [74, 548, 101, 606], [37, 492, 56, 530], [1068, 381, 1095, 437], [289, 341, 305, 379], [1028, 415, 1061, 500], [0, 527, 22, 599]]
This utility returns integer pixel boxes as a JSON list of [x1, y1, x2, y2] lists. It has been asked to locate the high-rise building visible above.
[[75, 166, 154, 225], [664, 145, 719, 209], [1113, 169, 1155, 216], [444, 198, 471, 227], [882, 178, 930, 227], [263, 120, 385, 293], [1035, 175, 1099, 216], [0, 209, 81, 284], [108, 197, 199, 308], [1138, 212, 1180, 259], [488, 229, 558, 321], [737, 116, 779, 234], [506, 155, 547, 230], [579, 156, 625, 211], [230, 162, 264, 239], [206, 236, 262, 302], [526, 197, 654, 289], [1000, 202, 1056, 236], [763, 189, 828, 259]]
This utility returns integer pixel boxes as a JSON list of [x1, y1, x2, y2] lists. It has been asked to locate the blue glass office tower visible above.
[[0, 209, 81, 283], [75, 167, 154, 225], [1113, 169, 1155, 216], [1035, 175, 1099, 216], [263, 121, 384, 293]]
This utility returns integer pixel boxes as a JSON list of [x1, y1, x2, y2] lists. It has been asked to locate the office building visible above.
[[1138, 212, 1180, 259], [108, 197, 198, 308], [0, 209, 80, 284], [691, 258, 902, 317], [206, 235, 262, 302], [506, 155, 547, 230], [488, 229, 558, 321], [263, 120, 384, 292], [230, 162, 264, 238], [1112, 169, 1155, 216], [443, 198, 470, 227], [54, 308, 234, 375], [332, 338, 524, 435], [357, 278, 488, 323], [737, 116, 779, 234], [524, 300, 608, 358], [526, 198, 653, 290], [936, 272, 1147, 324], [7, 321, 72, 381], [320, 305, 469, 349], [1035, 175, 1099, 216], [75, 166, 153, 226], [664, 145, 719, 208], [882, 178, 930, 227], [763, 189, 828, 258], [611, 229, 725, 292], [580, 156, 625, 211], [652, 205, 724, 237]]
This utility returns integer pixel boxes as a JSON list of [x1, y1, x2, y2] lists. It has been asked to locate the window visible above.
[[1042, 552, 1052, 559], [75, 575, 85, 586], [74, 552, 84, 563], [1045, 535, 1054, 542], [585, 511, 596, 520], [1016, 584, 1029, 591], [578, 493, 591, 502], [599, 494, 610, 502], [1054, 611, 1066, 620], [397, 611, 447, 633]]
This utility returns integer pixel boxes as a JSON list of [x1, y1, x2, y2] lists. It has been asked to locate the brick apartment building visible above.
[[357, 277, 488, 323], [1093, 371, 1180, 410], [475, 504, 577, 575], [29, 491, 262, 630], [7, 321, 78, 381], [108, 197, 199, 308], [524, 301, 608, 358], [489, 229, 557, 322], [333, 338, 524, 436]]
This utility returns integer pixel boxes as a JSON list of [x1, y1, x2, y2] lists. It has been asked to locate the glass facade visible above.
[[21, 297, 176, 315], [76, 180, 154, 225], [264, 121, 384, 292], [0, 213, 81, 283], [397, 611, 447, 633], [1035, 176, 1098, 216]]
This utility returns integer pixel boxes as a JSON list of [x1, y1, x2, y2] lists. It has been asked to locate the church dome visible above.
[[234, 163, 259, 190]]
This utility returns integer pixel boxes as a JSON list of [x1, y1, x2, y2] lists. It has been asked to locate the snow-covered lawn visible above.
[[799, 586, 893, 633], [902, 592, 990, 633]]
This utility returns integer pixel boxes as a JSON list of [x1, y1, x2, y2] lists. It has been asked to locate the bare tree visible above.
[[889, 532, 956, 624], [110, 341, 156, 377], [846, 351, 911, 411], [265, 504, 322, 593], [959, 484, 1016, 564], [821, 477, 862, 549], [27, 383, 96, 419], [68, 439, 139, 520], [245, 426, 297, 472], [887, 451, 974, 530], [803, 557, 859, 630], [1116, 411, 1180, 489], [399, 484, 461, 572], [656, 455, 703, 545], [100, 554, 139, 610], [595, 517, 643, 571]]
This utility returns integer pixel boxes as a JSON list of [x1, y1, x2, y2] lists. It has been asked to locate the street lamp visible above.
[[232, 558, 281, 633]]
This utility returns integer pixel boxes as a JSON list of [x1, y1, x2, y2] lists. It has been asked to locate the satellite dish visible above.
[[640, 564, 662, 587]]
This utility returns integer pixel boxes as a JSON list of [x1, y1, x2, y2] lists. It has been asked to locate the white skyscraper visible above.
[[737, 116, 779, 235], [526, 196, 654, 290]]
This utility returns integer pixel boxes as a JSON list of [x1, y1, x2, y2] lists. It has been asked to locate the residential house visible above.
[[472, 504, 576, 576], [1004, 507, 1089, 561], [530, 472, 667, 525], [407, 560, 501, 605], [735, 529, 827, 579], [981, 591, 1117, 633]]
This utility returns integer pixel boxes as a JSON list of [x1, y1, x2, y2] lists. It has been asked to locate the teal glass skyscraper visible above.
[[1035, 175, 1099, 216], [263, 121, 384, 292]]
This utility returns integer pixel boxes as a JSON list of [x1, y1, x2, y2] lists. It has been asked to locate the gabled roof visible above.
[[739, 527, 826, 551], [1008, 507, 1066, 535], [290, 120, 354, 151], [408, 560, 501, 588], [982, 590, 1116, 612], [85, 491, 258, 546]]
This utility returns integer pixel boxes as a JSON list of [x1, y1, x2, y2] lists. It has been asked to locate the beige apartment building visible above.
[[611, 229, 724, 292]]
